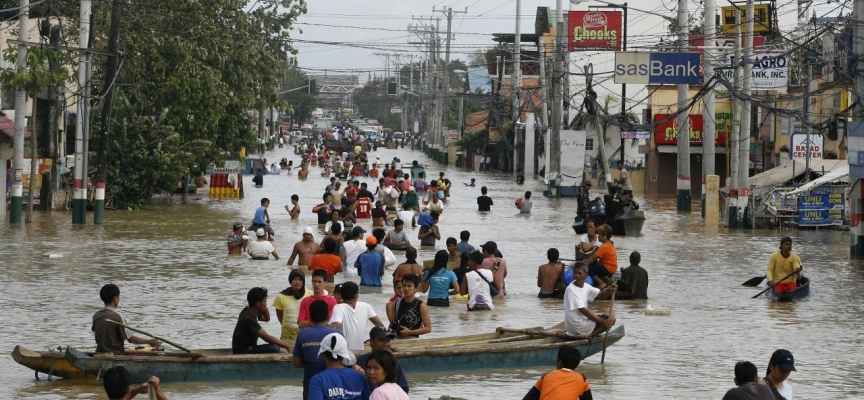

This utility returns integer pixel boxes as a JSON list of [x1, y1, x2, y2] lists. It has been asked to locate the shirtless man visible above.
[[285, 194, 301, 220], [287, 227, 321, 267], [298, 162, 309, 180], [537, 248, 564, 298], [392, 247, 423, 278]]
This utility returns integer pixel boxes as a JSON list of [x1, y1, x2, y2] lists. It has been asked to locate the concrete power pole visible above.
[[512, 0, 522, 174], [702, 0, 717, 217], [549, 0, 565, 191], [728, 10, 742, 225], [9, 0, 29, 223], [737, 0, 755, 227], [434, 7, 466, 164], [850, 0, 864, 257], [676, 0, 691, 212], [95, 0, 122, 224]]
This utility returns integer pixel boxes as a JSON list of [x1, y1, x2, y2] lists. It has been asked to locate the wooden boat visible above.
[[767, 277, 810, 301], [12, 345, 89, 380], [59, 324, 624, 383]]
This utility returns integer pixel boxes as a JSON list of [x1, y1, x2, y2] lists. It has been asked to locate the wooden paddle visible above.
[[107, 320, 203, 358], [495, 327, 592, 340], [741, 275, 765, 287], [751, 268, 801, 299], [601, 290, 616, 364]]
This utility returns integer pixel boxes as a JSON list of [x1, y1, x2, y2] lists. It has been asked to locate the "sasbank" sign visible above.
[[568, 11, 622, 51]]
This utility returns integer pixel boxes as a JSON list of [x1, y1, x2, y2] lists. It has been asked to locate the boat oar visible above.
[[751, 269, 801, 299], [107, 320, 202, 358], [496, 326, 592, 340], [601, 291, 615, 364], [741, 275, 765, 287]]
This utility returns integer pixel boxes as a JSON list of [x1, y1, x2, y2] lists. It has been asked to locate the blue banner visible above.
[[799, 208, 844, 226], [614, 52, 702, 85]]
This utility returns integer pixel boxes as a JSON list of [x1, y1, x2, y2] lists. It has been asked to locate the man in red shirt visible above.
[[297, 270, 337, 328]]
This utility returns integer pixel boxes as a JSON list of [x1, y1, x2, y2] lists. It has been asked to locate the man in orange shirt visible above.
[[522, 346, 593, 400], [583, 224, 617, 287], [308, 237, 343, 283]]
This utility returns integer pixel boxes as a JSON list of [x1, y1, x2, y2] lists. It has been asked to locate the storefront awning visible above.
[[0, 115, 31, 139], [720, 159, 848, 193], [657, 145, 726, 154], [785, 164, 849, 196]]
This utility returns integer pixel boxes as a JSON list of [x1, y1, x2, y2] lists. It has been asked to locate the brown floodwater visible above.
[[1, 144, 863, 399]]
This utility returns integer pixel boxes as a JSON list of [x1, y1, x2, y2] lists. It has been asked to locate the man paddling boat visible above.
[[93, 284, 162, 354], [766, 237, 803, 292], [563, 262, 617, 338]]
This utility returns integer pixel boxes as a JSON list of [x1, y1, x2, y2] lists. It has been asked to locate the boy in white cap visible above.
[[288, 227, 320, 267], [247, 228, 279, 260], [307, 333, 370, 400]]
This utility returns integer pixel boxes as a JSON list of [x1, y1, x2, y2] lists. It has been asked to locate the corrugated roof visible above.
[[720, 159, 847, 193], [0, 115, 31, 139]]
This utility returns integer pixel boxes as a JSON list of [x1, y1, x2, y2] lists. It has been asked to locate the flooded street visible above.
[[2, 145, 863, 399]]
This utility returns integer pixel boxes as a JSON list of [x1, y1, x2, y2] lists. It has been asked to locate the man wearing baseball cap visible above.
[[356, 326, 409, 394], [357, 236, 385, 287], [306, 332, 370, 400], [287, 227, 320, 267], [247, 228, 279, 260], [764, 349, 796, 399]]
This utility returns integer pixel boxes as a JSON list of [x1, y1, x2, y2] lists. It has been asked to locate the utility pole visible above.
[[512, 0, 522, 173], [737, 0, 755, 227], [676, 0, 691, 212], [434, 7, 466, 164], [850, 0, 864, 257], [728, 10, 741, 225], [9, 0, 29, 223], [95, 0, 122, 224], [702, 0, 716, 218], [549, 0, 564, 191], [71, 0, 91, 224], [804, 64, 811, 181]]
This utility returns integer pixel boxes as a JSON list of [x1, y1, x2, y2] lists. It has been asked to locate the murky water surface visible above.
[[2, 145, 863, 399]]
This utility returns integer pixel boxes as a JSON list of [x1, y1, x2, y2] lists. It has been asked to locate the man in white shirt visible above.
[[328, 282, 384, 351], [342, 226, 367, 277], [397, 203, 416, 228], [563, 261, 616, 337], [459, 250, 494, 311], [247, 228, 279, 260], [383, 219, 411, 251]]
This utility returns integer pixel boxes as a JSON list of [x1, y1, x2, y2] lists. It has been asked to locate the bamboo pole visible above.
[[601, 291, 616, 364], [495, 327, 591, 340], [107, 320, 201, 357]]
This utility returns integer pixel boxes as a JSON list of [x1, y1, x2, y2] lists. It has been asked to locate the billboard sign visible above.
[[718, 53, 788, 90], [614, 52, 701, 84], [568, 11, 623, 51], [653, 114, 728, 146], [721, 4, 772, 34], [791, 134, 824, 160]]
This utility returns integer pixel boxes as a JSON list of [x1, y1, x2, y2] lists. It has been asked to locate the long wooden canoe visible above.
[[61, 324, 624, 383], [767, 277, 810, 301], [12, 345, 89, 380]]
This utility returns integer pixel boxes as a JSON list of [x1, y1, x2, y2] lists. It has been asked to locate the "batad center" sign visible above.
[[568, 11, 623, 51]]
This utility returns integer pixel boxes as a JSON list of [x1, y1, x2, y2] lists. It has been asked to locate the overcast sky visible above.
[[291, 0, 845, 107]]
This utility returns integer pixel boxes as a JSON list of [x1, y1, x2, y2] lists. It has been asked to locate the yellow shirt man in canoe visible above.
[[766, 237, 803, 292]]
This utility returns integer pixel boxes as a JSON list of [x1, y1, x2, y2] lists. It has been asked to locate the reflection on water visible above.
[[1, 145, 864, 399]]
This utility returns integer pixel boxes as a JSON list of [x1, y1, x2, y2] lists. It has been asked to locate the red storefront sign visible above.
[[654, 114, 727, 146], [568, 11, 623, 51]]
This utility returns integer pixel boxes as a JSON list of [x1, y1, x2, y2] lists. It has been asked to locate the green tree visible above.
[[83, 0, 307, 207]]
